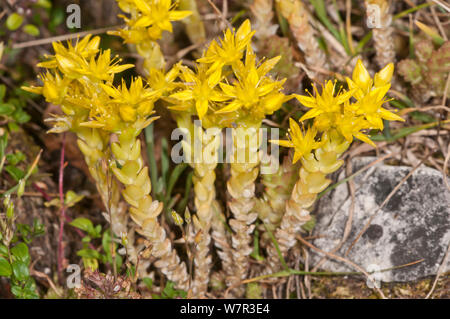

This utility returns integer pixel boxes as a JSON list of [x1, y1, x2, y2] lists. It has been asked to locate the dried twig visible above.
[[431, 0, 450, 13]]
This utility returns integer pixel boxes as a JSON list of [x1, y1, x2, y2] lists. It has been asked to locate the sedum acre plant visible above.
[[110, 0, 192, 71], [22, 1, 405, 297], [166, 19, 292, 296], [23, 35, 190, 290], [22, 36, 133, 258], [267, 59, 404, 272]]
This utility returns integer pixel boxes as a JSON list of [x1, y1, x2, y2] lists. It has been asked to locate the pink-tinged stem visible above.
[[34, 182, 96, 250], [57, 133, 66, 282], [32, 183, 51, 201]]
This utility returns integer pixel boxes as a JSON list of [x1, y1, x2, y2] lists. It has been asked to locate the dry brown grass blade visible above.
[[431, 0, 450, 13]]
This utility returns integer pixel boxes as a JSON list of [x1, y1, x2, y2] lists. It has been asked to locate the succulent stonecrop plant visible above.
[[166, 19, 292, 296], [102, 78, 190, 291], [398, 40, 450, 102], [267, 59, 404, 272], [22, 35, 132, 249], [110, 0, 192, 72], [23, 35, 190, 290], [257, 153, 299, 242]]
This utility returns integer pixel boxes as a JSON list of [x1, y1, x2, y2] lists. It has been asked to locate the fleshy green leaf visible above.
[[0, 257, 12, 277], [0, 103, 15, 115], [12, 260, 29, 281], [69, 217, 94, 234], [6, 13, 24, 31], [64, 190, 84, 207], [77, 248, 101, 260], [12, 109, 31, 124], [5, 165, 25, 181], [23, 24, 40, 36], [0, 244, 8, 257], [36, 0, 52, 9], [11, 243, 30, 265]]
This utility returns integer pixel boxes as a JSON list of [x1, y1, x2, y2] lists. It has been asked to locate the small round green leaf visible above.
[[12, 260, 29, 281], [23, 24, 40, 36], [11, 243, 30, 264], [77, 248, 101, 260], [0, 257, 12, 277], [0, 245, 8, 258], [36, 0, 52, 9], [0, 85, 6, 101], [0, 103, 15, 115], [65, 190, 84, 207], [6, 13, 24, 31], [69, 217, 94, 233]]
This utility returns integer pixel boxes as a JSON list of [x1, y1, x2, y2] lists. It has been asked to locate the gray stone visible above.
[[310, 157, 450, 282]]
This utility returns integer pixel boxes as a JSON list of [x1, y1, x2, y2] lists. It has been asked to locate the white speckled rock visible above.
[[310, 157, 450, 282]]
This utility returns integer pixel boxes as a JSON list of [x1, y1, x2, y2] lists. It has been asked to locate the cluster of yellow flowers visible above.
[[22, 9, 406, 295], [112, 0, 191, 43], [277, 60, 404, 163], [110, 0, 192, 71], [263, 60, 405, 274], [24, 34, 193, 288], [22, 35, 159, 134], [166, 19, 291, 128]]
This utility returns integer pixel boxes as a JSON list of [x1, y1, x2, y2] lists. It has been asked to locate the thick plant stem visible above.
[[190, 127, 221, 297], [111, 127, 189, 291], [365, 0, 395, 67], [210, 200, 234, 278], [76, 127, 139, 262], [258, 154, 298, 245], [227, 127, 260, 295], [277, 0, 329, 79], [250, 0, 277, 40], [266, 133, 350, 272]]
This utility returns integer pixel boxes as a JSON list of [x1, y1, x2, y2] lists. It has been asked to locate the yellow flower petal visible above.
[[352, 59, 372, 92], [379, 108, 405, 122], [299, 108, 323, 121], [216, 100, 241, 113], [354, 132, 376, 147], [119, 106, 137, 122], [134, 16, 152, 28], [269, 139, 294, 148], [295, 94, 317, 109], [219, 83, 236, 97], [196, 99, 209, 119], [170, 90, 194, 101], [169, 10, 192, 21], [374, 62, 394, 87]]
